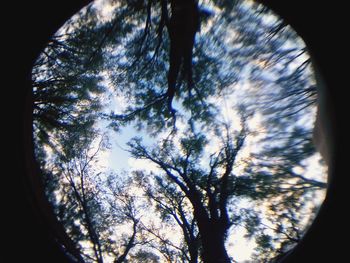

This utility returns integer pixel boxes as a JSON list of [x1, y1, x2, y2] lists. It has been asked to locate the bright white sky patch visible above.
[[302, 153, 327, 181], [93, 0, 120, 22], [227, 226, 257, 262], [127, 157, 160, 173]]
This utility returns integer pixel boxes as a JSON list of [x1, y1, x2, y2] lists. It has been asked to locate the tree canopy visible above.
[[32, 0, 327, 262]]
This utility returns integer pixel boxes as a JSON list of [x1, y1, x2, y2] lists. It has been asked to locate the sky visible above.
[[92, 77, 326, 262], [37, 0, 328, 261], [89, 0, 327, 261]]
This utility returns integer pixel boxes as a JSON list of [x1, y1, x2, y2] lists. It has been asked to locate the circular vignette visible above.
[[22, 1, 341, 262]]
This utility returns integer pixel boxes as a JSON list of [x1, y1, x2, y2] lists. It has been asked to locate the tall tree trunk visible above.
[[166, 0, 200, 113], [189, 191, 231, 263], [197, 221, 231, 263]]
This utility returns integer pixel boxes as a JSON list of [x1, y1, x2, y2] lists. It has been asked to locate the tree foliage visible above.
[[32, 0, 327, 262]]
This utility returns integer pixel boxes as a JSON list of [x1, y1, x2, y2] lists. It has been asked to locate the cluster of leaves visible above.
[[32, 6, 104, 161]]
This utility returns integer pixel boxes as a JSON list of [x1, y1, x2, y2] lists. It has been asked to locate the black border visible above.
[[13, 0, 345, 262]]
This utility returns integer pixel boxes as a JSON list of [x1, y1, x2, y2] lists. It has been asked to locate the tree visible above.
[[126, 105, 326, 262], [126, 113, 249, 262], [103, 174, 143, 263], [32, 0, 327, 262], [105, 0, 233, 134], [32, 5, 105, 163], [41, 132, 148, 263], [134, 171, 200, 262]]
